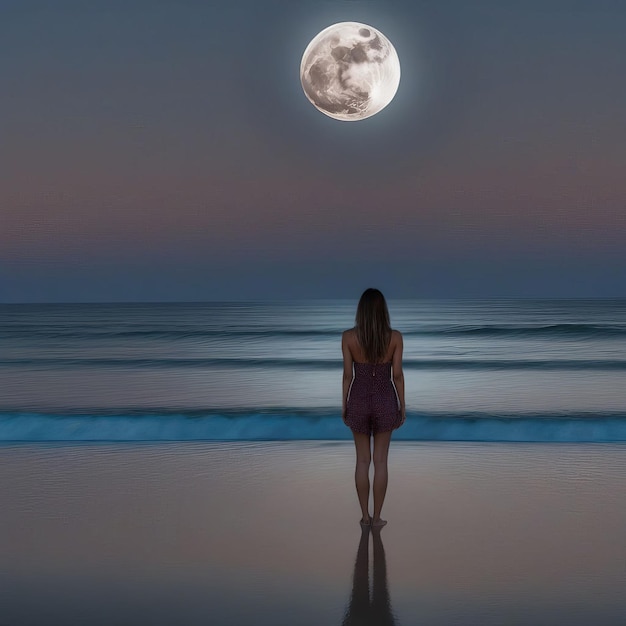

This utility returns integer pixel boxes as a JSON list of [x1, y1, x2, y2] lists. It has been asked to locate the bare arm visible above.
[[341, 331, 354, 422], [392, 331, 406, 424]]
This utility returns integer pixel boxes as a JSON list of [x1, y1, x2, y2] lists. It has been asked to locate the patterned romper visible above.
[[345, 362, 402, 436]]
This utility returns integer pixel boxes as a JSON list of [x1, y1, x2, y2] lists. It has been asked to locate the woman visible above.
[[342, 288, 405, 528]]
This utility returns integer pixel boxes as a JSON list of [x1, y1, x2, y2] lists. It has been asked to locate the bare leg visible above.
[[372, 430, 392, 525], [352, 431, 371, 523]]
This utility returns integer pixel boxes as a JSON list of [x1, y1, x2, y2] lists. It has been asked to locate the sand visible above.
[[1, 441, 625, 625]]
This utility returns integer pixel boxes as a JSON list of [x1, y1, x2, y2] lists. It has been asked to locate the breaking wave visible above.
[[3, 322, 626, 341], [1, 410, 625, 443]]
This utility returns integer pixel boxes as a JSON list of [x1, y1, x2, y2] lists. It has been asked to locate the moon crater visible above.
[[300, 22, 401, 121]]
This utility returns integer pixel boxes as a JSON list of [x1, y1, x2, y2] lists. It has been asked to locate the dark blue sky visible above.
[[2, 0, 625, 301]]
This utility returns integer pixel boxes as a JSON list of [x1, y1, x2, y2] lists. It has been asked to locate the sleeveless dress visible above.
[[345, 362, 402, 435]]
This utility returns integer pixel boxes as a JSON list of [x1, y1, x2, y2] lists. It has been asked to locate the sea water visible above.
[[1, 299, 626, 441]]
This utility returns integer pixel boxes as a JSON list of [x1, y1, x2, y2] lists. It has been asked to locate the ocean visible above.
[[1, 299, 626, 442]]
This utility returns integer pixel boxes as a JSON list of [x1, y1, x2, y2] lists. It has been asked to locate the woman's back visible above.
[[344, 327, 399, 365]]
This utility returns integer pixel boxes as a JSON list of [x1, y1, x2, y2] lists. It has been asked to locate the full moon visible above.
[[300, 22, 401, 121]]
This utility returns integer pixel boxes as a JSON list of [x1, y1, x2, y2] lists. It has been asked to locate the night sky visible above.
[[2, 0, 625, 301]]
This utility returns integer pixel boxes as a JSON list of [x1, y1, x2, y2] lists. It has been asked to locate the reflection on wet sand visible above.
[[2, 442, 625, 625], [342, 526, 397, 626]]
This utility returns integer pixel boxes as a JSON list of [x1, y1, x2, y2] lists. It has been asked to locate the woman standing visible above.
[[342, 288, 405, 527]]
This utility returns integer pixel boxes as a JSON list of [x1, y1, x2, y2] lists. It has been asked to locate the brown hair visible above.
[[355, 288, 392, 363]]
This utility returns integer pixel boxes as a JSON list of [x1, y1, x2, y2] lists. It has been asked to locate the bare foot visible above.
[[371, 518, 387, 527], [360, 517, 371, 526]]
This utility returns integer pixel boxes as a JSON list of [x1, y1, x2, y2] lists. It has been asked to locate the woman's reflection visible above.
[[342, 525, 398, 625]]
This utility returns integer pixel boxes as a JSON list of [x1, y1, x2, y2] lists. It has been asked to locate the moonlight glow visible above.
[[300, 22, 401, 121]]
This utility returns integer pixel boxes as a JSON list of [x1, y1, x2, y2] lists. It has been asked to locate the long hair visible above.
[[355, 288, 392, 363]]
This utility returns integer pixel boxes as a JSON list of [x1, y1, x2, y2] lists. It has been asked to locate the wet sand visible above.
[[1, 441, 625, 625]]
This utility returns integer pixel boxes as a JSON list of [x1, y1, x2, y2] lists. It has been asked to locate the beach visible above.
[[5, 0, 626, 620], [1, 441, 625, 625]]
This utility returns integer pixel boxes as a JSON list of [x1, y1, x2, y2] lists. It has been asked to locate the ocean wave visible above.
[[3, 322, 626, 340], [1, 410, 625, 443], [437, 323, 626, 338], [0, 327, 339, 340], [3, 357, 626, 370]]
